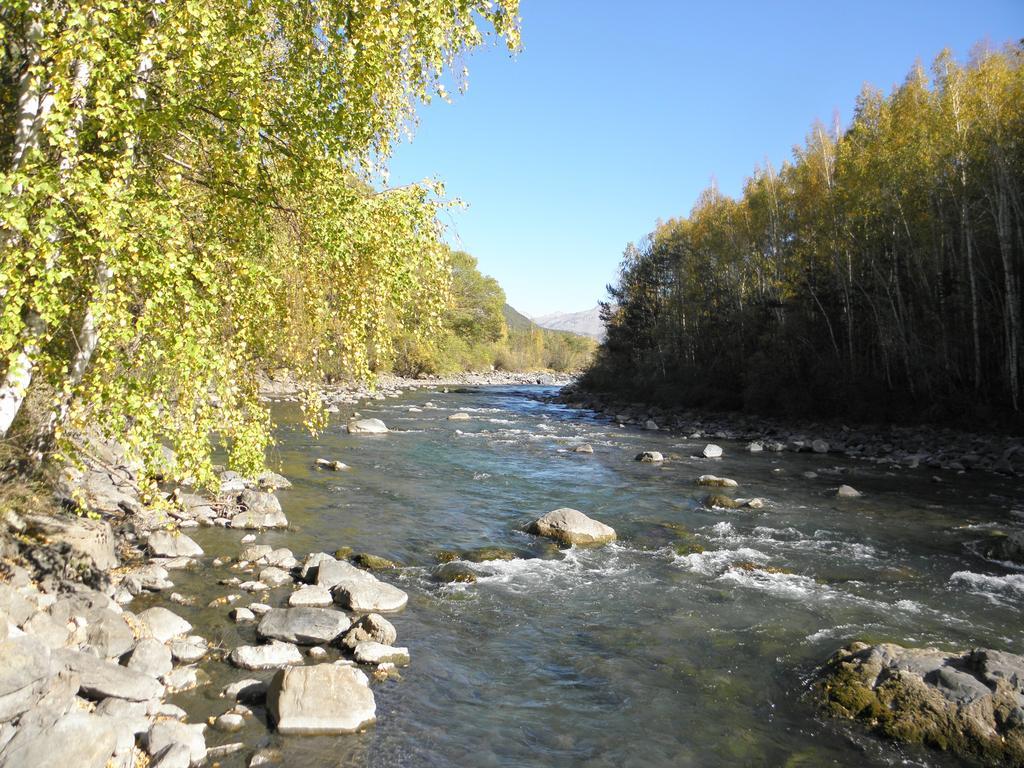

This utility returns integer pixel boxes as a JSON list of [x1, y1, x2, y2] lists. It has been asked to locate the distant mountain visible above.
[[502, 304, 536, 332], [531, 305, 605, 340]]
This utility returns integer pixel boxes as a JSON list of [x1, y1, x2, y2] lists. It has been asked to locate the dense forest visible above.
[[389, 250, 595, 376], [585, 44, 1024, 426], [0, 1, 519, 482]]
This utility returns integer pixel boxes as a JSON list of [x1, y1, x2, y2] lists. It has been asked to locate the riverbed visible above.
[[164, 385, 1024, 767]]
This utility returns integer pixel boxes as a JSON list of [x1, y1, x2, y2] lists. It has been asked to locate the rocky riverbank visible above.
[[0, 425, 415, 768], [258, 370, 576, 402], [3, 381, 1023, 768], [557, 384, 1024, 478]]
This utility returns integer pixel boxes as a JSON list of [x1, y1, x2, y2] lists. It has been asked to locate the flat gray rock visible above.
[[527, 508, 616, 546], [229, 640, 303, 670], [267, 664, 376, 734], [347, 418, 388, 434], [125, 638, 172, 678], [333, 579, 408, 613], [53, 648, 163, 702], [0, 711, 118, 768], [257, 608, 350, 645], [148, 530, 204, 558], [259, 567, 292, 588], [147, 720, 206, 767], [84, 609, 135, 659], [352, 641, 409, 666], [169, 636, 207, 663], [136, 607, 192, 642], [0, 636, 51, 722], [288, 585, 332, 607], [316, 558, 375, 590]]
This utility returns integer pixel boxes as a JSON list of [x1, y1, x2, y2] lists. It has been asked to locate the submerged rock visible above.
[[432, 562, 477, 584], [347, 418, 388, 435], [462, 546, 525, 563], [635, 451, 664, 463], [695, 475, 738, 488], [351, 553, 398, 571], [527, 508, 616, 546], [267, 664, 376, 735], [315, 458, 349, 471], [981, 531, 1024, 566], [816, 642, 1024, 766], [834, 484, 862, 498]]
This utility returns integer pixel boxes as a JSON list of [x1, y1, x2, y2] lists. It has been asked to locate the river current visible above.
[[166, 385, 1024, 767]]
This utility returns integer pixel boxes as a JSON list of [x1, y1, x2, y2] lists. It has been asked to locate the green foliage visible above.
[[389, 248, 596, 375], [586, 43, 1024, 425], [0, 0, 520, 483]]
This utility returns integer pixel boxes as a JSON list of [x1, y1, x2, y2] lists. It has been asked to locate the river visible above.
[[161, 385, 1024, 767]]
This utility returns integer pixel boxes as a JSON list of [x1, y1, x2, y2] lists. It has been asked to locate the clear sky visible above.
[[386, 0, 1023, 317]]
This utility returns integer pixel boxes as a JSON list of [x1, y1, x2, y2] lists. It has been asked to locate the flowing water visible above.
[[161, 386, 1024, 767]]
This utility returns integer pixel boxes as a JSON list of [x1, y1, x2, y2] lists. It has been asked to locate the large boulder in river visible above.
[[267, 663, 376, 734], [346, 418, 388, 435], [816, 642, 1024, 766], [230, 489, 288, 529], [982, 530, 1024, 566], [527, 508, 616, 546]]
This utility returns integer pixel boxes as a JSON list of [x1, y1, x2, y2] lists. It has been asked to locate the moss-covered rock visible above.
[[461, 546, 525, 563], [816, 642, 1024, 767], [435, 550, 459, 564], [731, 561, 793, 575], [351, 552, 398, 571], [333, 546, 353, 560], [702, 493, 741, 509], [433, 562, 477, 584]]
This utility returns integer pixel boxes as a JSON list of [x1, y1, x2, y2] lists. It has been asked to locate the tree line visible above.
[[389, 249, 596, 376], [0, 0, 519, 483], [585, 44, 1024, 426]]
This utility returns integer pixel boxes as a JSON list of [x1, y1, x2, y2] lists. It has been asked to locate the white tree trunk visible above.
[[0, 4, 51, 438]]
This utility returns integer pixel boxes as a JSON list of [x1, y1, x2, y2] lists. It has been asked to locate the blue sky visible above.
[[387, 0, 1023, 317]]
